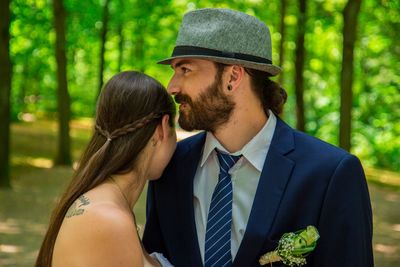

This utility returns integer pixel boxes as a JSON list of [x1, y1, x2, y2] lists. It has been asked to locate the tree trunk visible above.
[[98, 0, 111, 96], [117, 0, 124, 73], [278, 0, 287, 86], [294, 0, 307, 132], [339, 0, 362, 151], [17, 62, 29, 115], [131, 17, 146, 73], [117, 22, 124, 73], [0, 0, 12, 188], [53, 0, 72, 165], [134, 33, 145, 73]]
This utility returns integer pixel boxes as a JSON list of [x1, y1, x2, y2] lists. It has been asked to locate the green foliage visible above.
[[352, 0, 400, 170], [10, 0, 56, 120], [8, 0, 400, 171]]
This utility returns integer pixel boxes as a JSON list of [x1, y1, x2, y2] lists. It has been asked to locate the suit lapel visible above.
[[233, 118, 295, 267]]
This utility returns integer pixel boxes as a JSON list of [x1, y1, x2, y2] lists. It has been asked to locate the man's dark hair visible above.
[[215, 63, 287, 115], [244, 68, 287, 115]]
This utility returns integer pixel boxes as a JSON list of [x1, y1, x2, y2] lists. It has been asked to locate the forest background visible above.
[[0, 0, 399, 266]]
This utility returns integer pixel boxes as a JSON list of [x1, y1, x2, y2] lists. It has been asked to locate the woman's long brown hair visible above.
[[35, 71, 176, 267]]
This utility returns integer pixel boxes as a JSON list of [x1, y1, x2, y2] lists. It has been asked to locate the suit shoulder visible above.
[[290, 128, 355, 164], [176, 131, 206, 153], [296, 129, 346, 152], [282, 127, 365, 183]]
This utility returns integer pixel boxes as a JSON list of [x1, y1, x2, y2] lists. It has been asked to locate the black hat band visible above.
[[171, 46, 272, 65]]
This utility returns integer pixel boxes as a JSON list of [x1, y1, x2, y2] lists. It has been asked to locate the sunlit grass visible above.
[[12, 156, 53, 169], [365, 167, 400, 191]]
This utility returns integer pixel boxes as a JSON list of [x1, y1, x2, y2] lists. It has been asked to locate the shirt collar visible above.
[[200, 110, 277, 171]]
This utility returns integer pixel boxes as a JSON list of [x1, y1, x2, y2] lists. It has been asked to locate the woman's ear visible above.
[[156, 114, 171, 141]]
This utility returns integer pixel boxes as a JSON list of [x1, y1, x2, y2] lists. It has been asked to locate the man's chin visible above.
[[178, 116, 196, 132], [178, 122, 195, 132]]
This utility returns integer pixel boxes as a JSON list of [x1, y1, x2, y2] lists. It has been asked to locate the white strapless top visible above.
[[150, 252, 174, 267]]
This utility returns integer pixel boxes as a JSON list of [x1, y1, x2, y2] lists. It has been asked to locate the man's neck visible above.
[[212, 105, 268, 153]]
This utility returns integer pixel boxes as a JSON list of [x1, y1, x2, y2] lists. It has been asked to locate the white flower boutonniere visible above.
[[259, 225, 320, 266]]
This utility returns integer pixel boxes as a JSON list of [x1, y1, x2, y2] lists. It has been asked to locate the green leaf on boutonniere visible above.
[[259, 225, 320, 266]]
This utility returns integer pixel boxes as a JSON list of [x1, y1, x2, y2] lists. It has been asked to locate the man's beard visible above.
[[174, 75, 235, 132]]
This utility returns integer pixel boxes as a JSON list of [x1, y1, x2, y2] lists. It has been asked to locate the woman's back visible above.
[[52, 183, 156, 267]]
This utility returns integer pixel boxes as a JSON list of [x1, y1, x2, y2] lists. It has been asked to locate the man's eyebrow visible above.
[[171, 59, 193, 69]]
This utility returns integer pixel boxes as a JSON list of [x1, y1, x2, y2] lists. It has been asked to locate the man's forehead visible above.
[[170, 58, 214, 68], [170, 58, 192, 68]]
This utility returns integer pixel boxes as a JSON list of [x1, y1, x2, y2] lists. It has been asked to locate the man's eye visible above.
[[182, 67, 190, 73]]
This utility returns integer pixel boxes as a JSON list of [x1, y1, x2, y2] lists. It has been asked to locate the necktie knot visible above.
[[216, 150, 242, 177]]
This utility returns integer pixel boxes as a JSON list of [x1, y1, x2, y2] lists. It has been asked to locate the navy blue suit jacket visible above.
[[143, 118, 373, 266]]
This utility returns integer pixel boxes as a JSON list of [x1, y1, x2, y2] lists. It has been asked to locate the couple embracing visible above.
[[36, 8, 373, 267]]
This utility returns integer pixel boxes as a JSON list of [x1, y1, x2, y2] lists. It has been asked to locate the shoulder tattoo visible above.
[[65, 195, 91, 218]]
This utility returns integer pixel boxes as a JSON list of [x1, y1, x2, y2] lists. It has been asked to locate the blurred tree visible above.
[[294, 0, 307, 131], [64, 0, 101, 118], [0, 0, 12, 188], [129, 0, 151, 73], [278, 0, 287, 87], [353, 0, 400, 170], [339, 0, 362, 151], [53, 0, 71, 165], [10, 0, 56, 120], [98, 0, 111, 96], [5, 0, 399, 172], [116, 0, 124, 73]]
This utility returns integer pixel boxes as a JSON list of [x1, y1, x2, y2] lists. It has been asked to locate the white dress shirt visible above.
[[193, 110, 277, 263]]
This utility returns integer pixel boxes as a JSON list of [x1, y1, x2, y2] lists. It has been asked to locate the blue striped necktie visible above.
[[204, 150, 241, 267]]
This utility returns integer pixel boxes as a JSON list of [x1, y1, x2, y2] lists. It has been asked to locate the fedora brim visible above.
[[158, 55, 281, 76]]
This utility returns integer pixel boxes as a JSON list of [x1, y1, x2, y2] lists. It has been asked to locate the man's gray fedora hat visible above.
[[158, 8, 281, 76]]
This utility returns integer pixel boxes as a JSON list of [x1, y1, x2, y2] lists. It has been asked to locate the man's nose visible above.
[[167, 75, 180, 95]]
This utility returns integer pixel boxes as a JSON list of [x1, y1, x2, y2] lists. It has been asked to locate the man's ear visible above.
[[227, 65, 245, 91]]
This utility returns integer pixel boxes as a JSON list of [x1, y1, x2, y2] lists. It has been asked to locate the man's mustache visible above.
[[174, 93, 192, 105]]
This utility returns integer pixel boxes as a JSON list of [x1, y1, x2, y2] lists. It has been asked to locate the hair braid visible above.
[[94, 125, 112, 140], [96, 112, 163, 141]]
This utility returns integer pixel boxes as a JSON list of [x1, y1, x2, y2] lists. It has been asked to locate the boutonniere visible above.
[[259, 225, 320, 266]]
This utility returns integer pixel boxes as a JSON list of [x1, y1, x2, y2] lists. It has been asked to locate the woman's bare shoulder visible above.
[[53, 195, 143, 267], [63, 194, 134, 229]]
